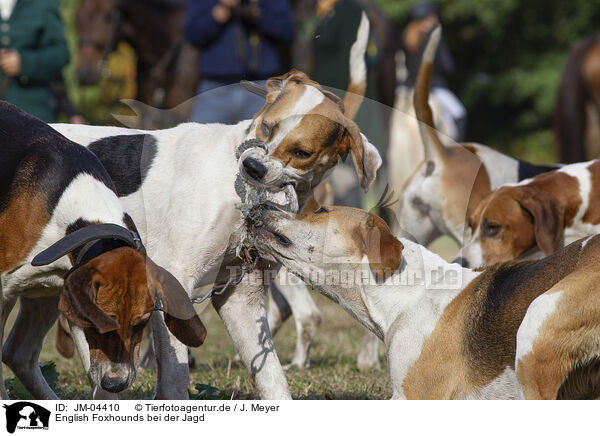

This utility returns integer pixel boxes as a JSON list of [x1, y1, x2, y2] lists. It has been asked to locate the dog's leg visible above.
[[267, 284, 292, 338], [357, 329, 381, 371], [69, 325, 119, 400], [151, 312, 190, 399], [3, 295, 60, 399], [271, 270, 322, 370], [0, 294, 4, 399], [0, 294, 16, 399], [212, 264, 291, 399]]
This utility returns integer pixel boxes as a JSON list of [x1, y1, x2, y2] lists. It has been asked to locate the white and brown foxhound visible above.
[[252, 204, 600, 399], [51, 13, 380, 399], [457, 160, 600, 268], [395, 27, 560, 245], [0, 102, 205, 400], [358, 26, 561, 371]]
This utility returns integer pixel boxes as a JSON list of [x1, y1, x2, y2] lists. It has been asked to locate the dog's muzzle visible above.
[[100, 363, 133, 393], [237, 139, 290, 189], [236, 139, 299, 215], [243, 157, 268, 181]]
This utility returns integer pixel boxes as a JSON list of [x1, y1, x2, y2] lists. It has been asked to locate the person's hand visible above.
[[220, 0, 239, 7], [213, 0, 239, 23], [0, 49, 21, 77], [69, 115, 87, 125]]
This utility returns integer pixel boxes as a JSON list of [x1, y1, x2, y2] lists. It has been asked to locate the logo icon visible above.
[[3, 402, 50, 433]]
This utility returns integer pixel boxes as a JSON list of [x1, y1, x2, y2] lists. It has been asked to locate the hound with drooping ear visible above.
[[0, 102, 205, 400], [51, 12, 381, 398], [253, 204, 600, 399], [457, 160, 600, 268], [395, 26, 560, 245], [357, 25, 561, 372]]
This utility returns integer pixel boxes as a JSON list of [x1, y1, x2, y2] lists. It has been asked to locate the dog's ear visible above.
[[56, 314, 75, 358], [358, 214, 404, 281], [60, 266, 120, 334], [343, 123, 382, 192], [516, 188, 565, 255], [148, 260, 207, 347], [265, 70, 316, 95], [322, 90, 346, 113], [266, 74, 286, 94]]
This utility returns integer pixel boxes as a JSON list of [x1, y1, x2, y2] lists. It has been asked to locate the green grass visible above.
[[2, 292, 391, 400], [3, 239, 458, 400]]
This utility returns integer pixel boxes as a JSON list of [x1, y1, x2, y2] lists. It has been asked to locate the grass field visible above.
[[3, 237, 458, 400]]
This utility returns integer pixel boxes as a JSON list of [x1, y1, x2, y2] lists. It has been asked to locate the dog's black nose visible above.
[[243, 157, 267, 180], [101, 371, 129, 393], [452, 257, 469, 268]]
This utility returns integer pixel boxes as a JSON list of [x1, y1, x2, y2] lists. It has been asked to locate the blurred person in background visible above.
[[0, 0, 69, 122], [399, 1, 466, 140], [310, 0, 385, 210], [184, 0, 294, 124]]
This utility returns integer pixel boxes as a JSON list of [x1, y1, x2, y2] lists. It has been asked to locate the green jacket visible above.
[[312, 0, 375, 100], [0, 0, 70, 122]]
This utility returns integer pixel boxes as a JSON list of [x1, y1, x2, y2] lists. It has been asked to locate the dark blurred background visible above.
[[58, 0, 600, 163]]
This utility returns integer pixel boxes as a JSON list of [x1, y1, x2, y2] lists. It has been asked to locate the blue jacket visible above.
[[184, 0, 294, 82]]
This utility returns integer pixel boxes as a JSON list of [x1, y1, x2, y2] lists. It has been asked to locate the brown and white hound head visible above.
[[456, 185, 565, 268], [238, 70, 381, 208], [33, 227, 206, 393], [252, 205, 403, 286]]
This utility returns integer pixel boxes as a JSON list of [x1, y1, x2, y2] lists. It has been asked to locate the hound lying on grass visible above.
[[252, 204, 600, 399], [0, 102, 205, 399]]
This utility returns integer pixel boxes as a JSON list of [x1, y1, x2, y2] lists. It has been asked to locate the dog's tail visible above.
[[344, 11, 370, 119], [414, 25, 449, 161]]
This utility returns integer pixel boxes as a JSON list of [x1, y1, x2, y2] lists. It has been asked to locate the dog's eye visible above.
[[261, 121, 272, 138], [291, 148, 313, 159], [483, 223, 501, 238], [315, 206, 329, 214], [273, 232, 291, 246]]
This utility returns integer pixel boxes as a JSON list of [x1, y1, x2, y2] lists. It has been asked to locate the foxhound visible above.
[[358, 26, 561, 371], [0, 102, 205, 400], [252, 204, 600, 399], [51, 13, 380, 399], [396, 27, 560, 245], [457, 160, 600, 268]]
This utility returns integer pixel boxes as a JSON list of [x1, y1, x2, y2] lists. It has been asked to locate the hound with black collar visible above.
[[51, 13, 380, 399], [252, 204, 600, 399], [0, 102, 205, 400]]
